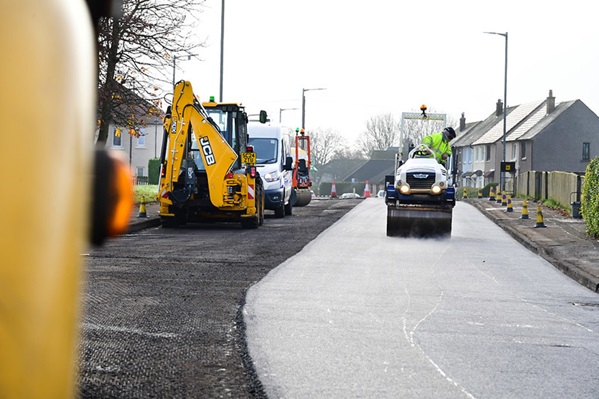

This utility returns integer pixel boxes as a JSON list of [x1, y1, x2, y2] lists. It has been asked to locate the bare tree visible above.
[[309, 128, 344, 169], [95, 0, 205, 143], [358, 113, 400, 157]]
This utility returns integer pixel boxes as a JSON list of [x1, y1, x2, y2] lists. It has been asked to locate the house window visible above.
[[520, 142, 526, 159], [136, 128, 146, 147], [583, 142, 590, 161], [112, 127, 122, 147], [136, 166, 145, 177], [511, 143, 517, 160], [485, 144, 491, 161]]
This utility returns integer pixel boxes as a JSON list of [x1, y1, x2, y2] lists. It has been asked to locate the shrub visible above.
[[581, 157, 599, 238], [148, 158, 160, 185]]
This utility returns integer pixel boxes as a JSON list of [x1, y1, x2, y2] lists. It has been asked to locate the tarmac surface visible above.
[[128, 197, 599, 294]]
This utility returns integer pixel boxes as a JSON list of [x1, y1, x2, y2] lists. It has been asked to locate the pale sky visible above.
[[176, 0, 599, 147]]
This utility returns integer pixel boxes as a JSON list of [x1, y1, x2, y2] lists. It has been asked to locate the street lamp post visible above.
[[484, 31, 508, 192], [219, 0, 225, 102], [154, 118, 159, 158], [279, 107, 298, 124], [301, 87, 326, 129]]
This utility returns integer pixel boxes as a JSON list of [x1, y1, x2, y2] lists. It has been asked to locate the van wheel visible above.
[[285, 200, 293, 216]]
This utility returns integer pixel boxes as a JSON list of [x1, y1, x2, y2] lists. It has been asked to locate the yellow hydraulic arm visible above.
[[161, 81, 238, 208]]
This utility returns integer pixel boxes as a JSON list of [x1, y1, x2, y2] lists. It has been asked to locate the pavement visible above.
[[465, 195, 599, 293], [127, 200, 161, 233], [126, 197, 599, 293]]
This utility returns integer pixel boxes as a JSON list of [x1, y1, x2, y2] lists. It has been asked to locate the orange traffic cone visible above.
[[364, 180, 371, 198], [331, 180, 337, 198]]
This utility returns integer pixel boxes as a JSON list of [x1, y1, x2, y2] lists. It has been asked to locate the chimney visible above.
[[460, 112, 466, 131], [496, 99, 503, 117], [546, 89, 556, 114]]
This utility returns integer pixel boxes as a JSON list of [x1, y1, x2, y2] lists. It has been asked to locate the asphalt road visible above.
[[245, 200, 599, 398], [77, 198, 359, 399]]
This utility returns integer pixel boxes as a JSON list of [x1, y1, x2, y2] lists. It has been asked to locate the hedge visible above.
[[582, 157, 599, 238]]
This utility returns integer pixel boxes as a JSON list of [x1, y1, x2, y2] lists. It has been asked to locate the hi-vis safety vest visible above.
[[423, 132, 452, 163]]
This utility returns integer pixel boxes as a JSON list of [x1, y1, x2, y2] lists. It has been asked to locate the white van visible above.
[[248, 123, 294, 217]]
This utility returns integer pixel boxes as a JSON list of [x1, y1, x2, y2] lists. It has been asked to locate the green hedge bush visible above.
[[148, 158, 160, 185], [581, 157, 599, 238]]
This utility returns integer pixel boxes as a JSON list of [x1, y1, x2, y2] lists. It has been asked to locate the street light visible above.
[[484, 31, 508, 192], [279, 107, 298, 124], [219, 0, 225, 102], [301, 87, 326, 129], [154, 118, 159, 158], [172, 53, 197, 89]]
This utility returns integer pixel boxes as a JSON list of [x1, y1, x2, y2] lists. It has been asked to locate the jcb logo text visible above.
[[200, 137, 216, 165]]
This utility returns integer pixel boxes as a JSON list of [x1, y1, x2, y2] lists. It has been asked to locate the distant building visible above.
[[452, 90, 599, 188]]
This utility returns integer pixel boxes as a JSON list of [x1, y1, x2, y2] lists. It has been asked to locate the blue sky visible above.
[[176, 0, 599, 145]]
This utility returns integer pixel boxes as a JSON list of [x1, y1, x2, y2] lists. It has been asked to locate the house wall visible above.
[[472, 145, 486, 188], [532, 101, 599, 173], [102, 122, 164, 178], [518, 140, 532, 174]]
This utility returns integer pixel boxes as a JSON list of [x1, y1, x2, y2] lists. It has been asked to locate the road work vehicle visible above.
[[158, 81, 266, 228], [248, 123, 294, 217], [385, 144, 456, 237], [291, 128, 313, 207]]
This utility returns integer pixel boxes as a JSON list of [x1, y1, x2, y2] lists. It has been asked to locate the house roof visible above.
[[450, 120, 481, 147], [319, 158, 367, 182], [343, 158, 395, 183], [473, 100, 543, 145], [452, 109, 513, 148], [517, 100, 577, 140]]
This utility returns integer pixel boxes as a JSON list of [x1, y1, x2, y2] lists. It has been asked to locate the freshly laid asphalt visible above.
[[128, 196, 599, 293]]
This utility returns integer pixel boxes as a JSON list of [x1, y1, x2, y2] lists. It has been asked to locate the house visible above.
[[342, 149, 396, 193], [452, 90, 599, 188], [98, 85, 165, 182]]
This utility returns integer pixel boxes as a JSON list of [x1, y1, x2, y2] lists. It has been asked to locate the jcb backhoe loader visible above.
[[157, 81, 266, 228]]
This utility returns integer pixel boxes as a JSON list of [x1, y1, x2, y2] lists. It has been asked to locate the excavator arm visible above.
[[161, 81, 238, 208]]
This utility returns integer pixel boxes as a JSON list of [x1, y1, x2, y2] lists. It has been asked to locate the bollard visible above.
[[496, 190, 502, 204], [489, 186, 495, 201], [506, 195, 513, 212], [138, 196, 147, 218], [534, 205, 547, 228], [477, 189, 483, 199], [521, 199, 529, 219], [501, 192, 507, 206], [463, 187, 468, 199]]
